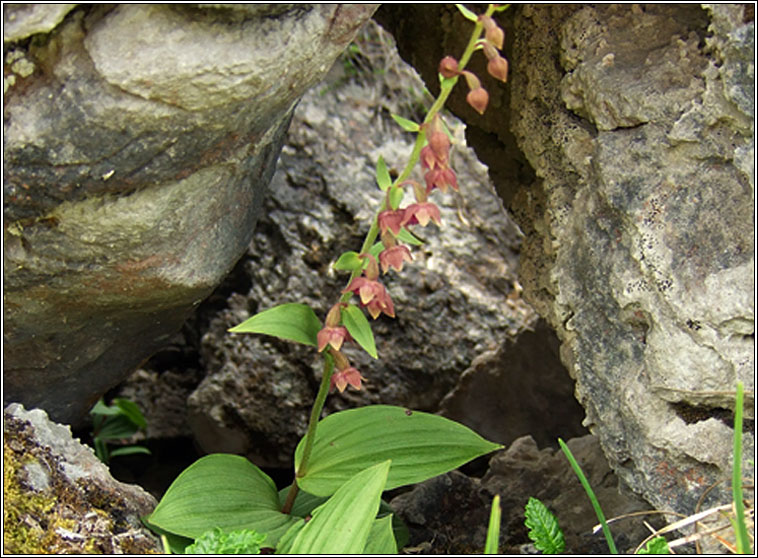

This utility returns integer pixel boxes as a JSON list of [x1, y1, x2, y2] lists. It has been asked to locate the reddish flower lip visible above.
[[330, 366, 365, 393]]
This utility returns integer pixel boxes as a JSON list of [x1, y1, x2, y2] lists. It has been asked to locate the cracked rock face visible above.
[[3, 4, 377, 425], [377, 3, 754, 517]]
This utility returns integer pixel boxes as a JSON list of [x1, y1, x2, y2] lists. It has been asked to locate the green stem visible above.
[[281, 354, 335, 514]]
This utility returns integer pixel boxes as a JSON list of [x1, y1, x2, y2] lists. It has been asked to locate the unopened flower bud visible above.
[[429, 131, 450, 164], [439, 56, 460, 79], [486, 25, 505, 50], [325, 302, 343, 327], [487, 55, 509, 82], [479, 15, 504, 50], [467, 87, 489, 115]]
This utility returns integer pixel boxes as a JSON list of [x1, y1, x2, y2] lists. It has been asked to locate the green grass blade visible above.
[[558, 438, 618, 554], [732, 382, 752, 554], [484, 494, 501, 554]]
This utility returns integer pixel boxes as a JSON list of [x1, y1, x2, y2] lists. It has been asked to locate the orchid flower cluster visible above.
[[317, 5, 510, 395]]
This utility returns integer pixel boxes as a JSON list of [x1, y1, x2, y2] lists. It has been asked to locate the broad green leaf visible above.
[[145, 454, 299, 545], [274, 518, 305, 554], [185, 527, 267, 554], [636, 536, 669, 555], [484, 494, 501, 554], [389, 186, 404, 210], [391, 114, 420, 133], [455, 3, 478, 21], [524, 497, 565, 554], [364, 514, 397, 554], [90, 399, 120, 417], [376, 156, 392, 191], [287, 461, 390, 554], [109, 445, 151, 458], [277, 486, 328, 518], [379, 500, 410, 550], [96, 415, 139, 440], [342, 304, 378, 359], [397, 227, 423, 246], [334, 251, 363, 272], [142, 522, 193, 554], [113, 398, 148, 429], [295, 405, 502, 496], [229, 303, 321, 347]]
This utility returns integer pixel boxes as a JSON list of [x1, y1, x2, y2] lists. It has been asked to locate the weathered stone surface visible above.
[[439, 319, 586, 449], [3, 4, 377, 425], [2, 3, 77, 44], [3, 403, 160, 554], [378, 3, 754, 520], [186, 22, 535, 468], [390, 435, 654, 554]]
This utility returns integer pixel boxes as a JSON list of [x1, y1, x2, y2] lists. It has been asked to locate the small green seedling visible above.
[[90, 397, 151, 464], [184, 527, 266, 555], [524, 496, 565, 554]]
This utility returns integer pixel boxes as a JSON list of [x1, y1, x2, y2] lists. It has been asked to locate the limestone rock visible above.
[[3, 403, 160, 554], [2, 3, 77, 43], [377, 2, 754, 518], [186, 22, 534, 468], [3, 4, 377, 425]]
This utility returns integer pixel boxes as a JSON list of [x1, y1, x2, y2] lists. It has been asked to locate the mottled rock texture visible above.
[[3, 403, 161, 554], [377, 3, 754, 517], [187, 34, 536, 467], [439, 319, 586, 449], [3, 4, 377, 425]]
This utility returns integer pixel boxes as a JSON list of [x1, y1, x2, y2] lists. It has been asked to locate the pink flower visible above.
[[378, 209, 405, 236], [330, 366, 365, 393], [420, 144, 438, 171], [317, 326, 350, 352], [342, 276, 395, 319], [380, 245, 413, 274], [424, 167, 458, 193], [428, 131, 450, 165], [402, 202, 441, 228]]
